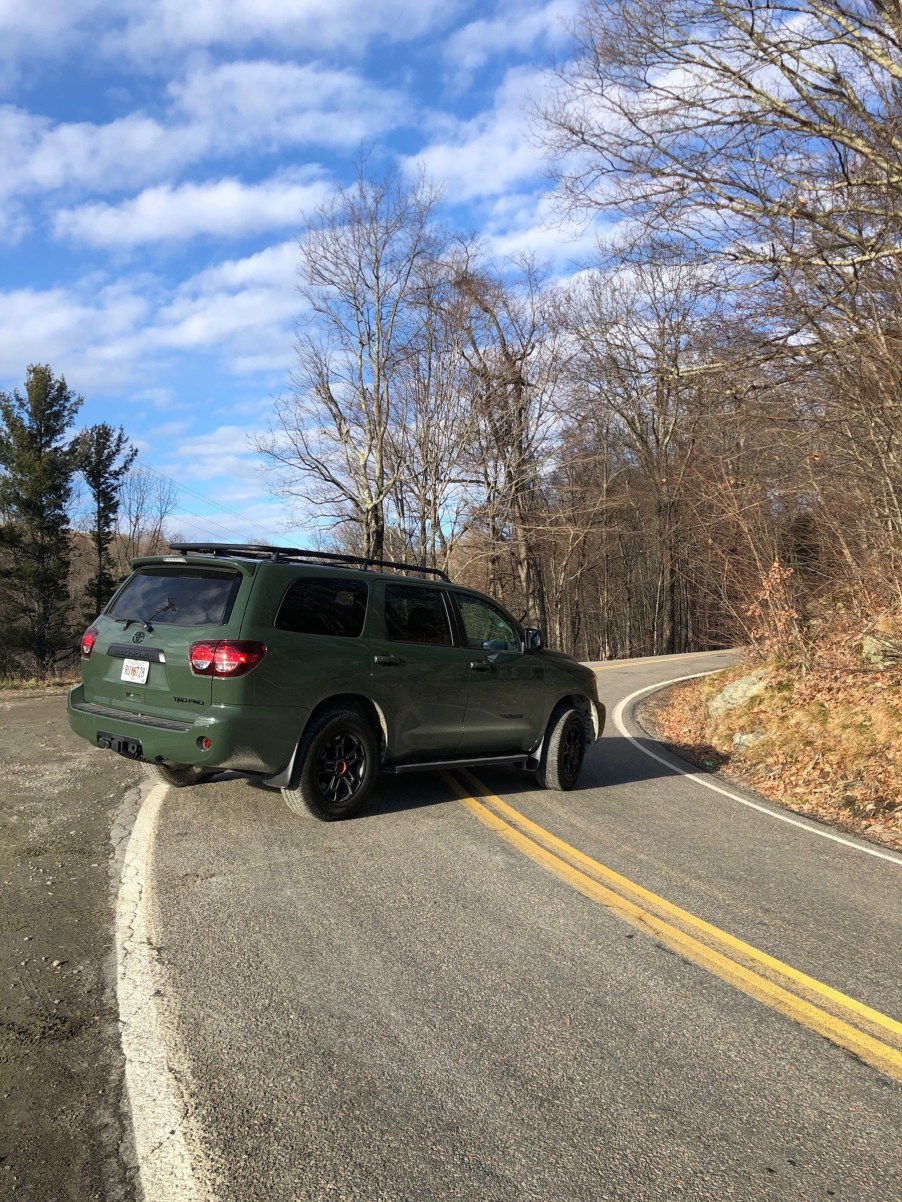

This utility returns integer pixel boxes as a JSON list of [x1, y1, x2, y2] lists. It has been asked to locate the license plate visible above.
[[121, 658, 150, 684]]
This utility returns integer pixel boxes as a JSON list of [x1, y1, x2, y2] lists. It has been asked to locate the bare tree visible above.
[[542, 0, 902, 277], [115, 465, 178, 574], [257, 165, 443, 558], [386, 256, 477, 569], [543, 0, 902, 615], [562, 254, 727, 653], [452, 255, 561, 629]]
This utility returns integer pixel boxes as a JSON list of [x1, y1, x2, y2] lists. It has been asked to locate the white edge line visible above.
[[611, 672, 902, 867], [115, 782, 209, 1201]]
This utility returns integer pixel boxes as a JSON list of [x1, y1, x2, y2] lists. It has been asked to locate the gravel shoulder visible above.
[[0, 688, 142, 1202]]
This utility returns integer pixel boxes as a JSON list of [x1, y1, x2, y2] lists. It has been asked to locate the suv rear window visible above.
[[275, 577, 368, 638], [107, 567, 241, 627]]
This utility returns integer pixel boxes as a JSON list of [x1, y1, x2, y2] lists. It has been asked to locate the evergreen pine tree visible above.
[[77, 423, 137, 621], [0, 365, 81, 675]]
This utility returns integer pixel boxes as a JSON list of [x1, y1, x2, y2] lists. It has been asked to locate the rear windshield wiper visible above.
[[116, 597, 176, 632], [115, 615, 151, 632]]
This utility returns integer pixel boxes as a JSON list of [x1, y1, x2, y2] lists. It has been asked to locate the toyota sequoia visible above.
[[67, 544, 605, 821]]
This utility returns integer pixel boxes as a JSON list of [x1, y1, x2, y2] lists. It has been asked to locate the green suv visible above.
[[67, 545, 605, 820]]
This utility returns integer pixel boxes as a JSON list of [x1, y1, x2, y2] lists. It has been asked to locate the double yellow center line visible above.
[[444, 768, 902, 1082]]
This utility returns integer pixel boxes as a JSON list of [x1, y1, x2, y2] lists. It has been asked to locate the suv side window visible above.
[[275, 577, 368, 638], [384, 584, 453, 646], [456, 595, 521, 652]]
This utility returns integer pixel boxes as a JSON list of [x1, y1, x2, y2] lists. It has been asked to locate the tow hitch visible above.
[[97, 731, 143, 759]]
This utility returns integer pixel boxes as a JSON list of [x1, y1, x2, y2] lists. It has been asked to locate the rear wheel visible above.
[[535, 707, 586, 791], [282, 710, 378, 822], [142, 762, 205, 788]]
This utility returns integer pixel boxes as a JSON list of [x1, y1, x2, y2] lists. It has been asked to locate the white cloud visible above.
[[54, 172, 328, 247], [186, 239, 299, 293], [131, 387, 181, 411], [0, 58, 402, 236], [152, 426, 289, 542], [145, 419, 193, 442], [0, 0, 463, 84], [0, 1, 113, 88], [164, 498, 290, 545], [168, 59, 405, 149], [0, 106, 192, 238], [22, 113, 204, 195], [444, 0, 576, 83], [411, 67, 547, 202], [479, 193, 599, 268], [108, 0, 461, 59], [0, 237, 300, 394], [0, 280, 155, 391], [153, 240, 300, 366], [158, 425, 266, 481], [0, 108, 210, 243], [155, 287, 297, 356]]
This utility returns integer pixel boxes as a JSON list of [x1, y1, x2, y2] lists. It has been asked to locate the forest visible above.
[[258, 1, 902, 669], [1, 0, 901, 684]]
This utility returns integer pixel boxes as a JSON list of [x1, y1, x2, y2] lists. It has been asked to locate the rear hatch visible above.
[[82, 561, 251, 720]]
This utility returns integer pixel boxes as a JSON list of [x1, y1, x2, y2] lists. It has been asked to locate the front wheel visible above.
[[535, 707, 586, 791], [282, 710, 378, 822]]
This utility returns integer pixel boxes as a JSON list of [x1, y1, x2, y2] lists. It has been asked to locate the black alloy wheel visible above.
[[559, 714, 586, 785], [536, 705, 588, 791], [314, 731, 368, 806], [283, 709, 379, 821]]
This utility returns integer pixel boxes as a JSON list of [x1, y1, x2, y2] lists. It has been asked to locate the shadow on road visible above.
[[367, 735, 696, 818]]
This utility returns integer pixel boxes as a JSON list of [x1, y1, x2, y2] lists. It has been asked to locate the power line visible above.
[[134, 461, 281, 542], [170, 508, 253, 541]]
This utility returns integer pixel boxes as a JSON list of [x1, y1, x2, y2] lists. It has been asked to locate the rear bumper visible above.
[[67, 684, 306, 774]]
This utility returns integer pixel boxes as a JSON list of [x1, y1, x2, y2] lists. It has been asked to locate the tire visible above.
[[282, 710, 378, 822], [535, 707, 587, 791], [142, 761, 205, 788]]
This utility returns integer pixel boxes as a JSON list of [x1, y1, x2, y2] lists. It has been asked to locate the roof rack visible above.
[[167, 543, 451, 582]]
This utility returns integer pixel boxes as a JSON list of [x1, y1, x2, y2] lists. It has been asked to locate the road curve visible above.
[[139, 651, 902, 1201]]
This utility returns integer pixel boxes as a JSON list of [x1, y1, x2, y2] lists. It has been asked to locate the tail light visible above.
[[81, 626, 99, 658], [189, 640, 267, 677]]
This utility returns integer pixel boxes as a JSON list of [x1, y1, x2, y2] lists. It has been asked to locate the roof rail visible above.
[[167, 543, 451, 582]]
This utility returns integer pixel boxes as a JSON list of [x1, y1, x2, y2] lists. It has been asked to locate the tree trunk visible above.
[[365, 504, 385, 559]]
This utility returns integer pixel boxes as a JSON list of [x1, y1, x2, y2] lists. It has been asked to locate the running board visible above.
[[385, 754, 530, 774], [264, 750, 537, 790]]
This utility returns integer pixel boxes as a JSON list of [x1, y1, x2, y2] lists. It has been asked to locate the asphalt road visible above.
[[140, 651, 902, 1202]]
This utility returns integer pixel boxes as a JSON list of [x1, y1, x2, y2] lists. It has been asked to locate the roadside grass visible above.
[[0, 671, 78, 691], [639, 657, 902, 851]]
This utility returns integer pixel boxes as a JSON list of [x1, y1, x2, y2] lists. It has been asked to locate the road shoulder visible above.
[[0, 688, 142, 1201], [636, 676, 902, 854]]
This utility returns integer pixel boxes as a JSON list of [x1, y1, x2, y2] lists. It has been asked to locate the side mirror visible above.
[[524, 627, 543, 652]]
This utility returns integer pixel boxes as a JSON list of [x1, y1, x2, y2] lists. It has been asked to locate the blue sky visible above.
[[0, 0, 595, 545]]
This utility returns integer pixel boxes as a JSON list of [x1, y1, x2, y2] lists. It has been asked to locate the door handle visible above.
[[374, 654, 401, 666], [469, 660, 490, 672]]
